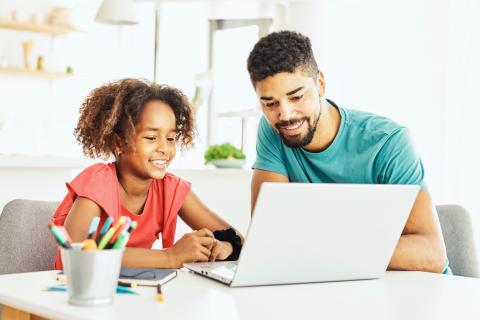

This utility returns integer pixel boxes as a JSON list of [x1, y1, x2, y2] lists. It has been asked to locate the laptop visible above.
[[184, 183, 419, 287]]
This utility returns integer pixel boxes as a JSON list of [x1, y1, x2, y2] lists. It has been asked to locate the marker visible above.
[[42, 285, 139, 295], [87, 216, 100, 240], [111, 231, 130, 249], [127, 221, 138, 234], [96, 217, 113, 244], [49, 225, 72, 249], [98, 216, 126, 250], [105, 217, 128, 249], [97, 228, 115, 250], [118, 280, 136, 288], [49, 222, 73, 244], [122, 217, 132, 232], [156, 283, 165, 302]]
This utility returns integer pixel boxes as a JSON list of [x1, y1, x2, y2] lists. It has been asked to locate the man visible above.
[[247, 30, 448, 273]]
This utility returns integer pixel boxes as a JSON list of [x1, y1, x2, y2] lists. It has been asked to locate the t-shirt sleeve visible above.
[[373, 128, 427, 189], [252, 116, 288, 176], [66, 163, 120, 219], [51, 163, 119, 227], [160, 174, 191, 248]]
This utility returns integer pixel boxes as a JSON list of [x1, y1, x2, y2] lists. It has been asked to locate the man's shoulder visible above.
[[343, 107, 404, 137]]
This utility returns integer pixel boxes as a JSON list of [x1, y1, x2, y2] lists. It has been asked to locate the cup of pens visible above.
[[50, 216, 137, 306]]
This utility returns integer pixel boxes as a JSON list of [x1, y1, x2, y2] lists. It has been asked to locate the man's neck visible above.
[[303, 101, 341, 153]]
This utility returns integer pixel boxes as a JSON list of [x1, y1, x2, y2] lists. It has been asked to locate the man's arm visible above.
[[388, 189, 447, 273], [251, 169, 289, 214]]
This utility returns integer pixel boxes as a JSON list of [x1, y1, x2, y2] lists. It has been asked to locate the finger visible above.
[[195, 228, 215, 238], [210, 244, 222, 261], [196, 247, 210, 262], [197, 235, 215, 247]]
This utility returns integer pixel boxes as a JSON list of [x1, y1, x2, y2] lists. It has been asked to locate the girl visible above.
[[51, 78, 242, 269]]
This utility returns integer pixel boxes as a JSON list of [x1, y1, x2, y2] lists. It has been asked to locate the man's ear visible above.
[[316, 70, 326, 97]]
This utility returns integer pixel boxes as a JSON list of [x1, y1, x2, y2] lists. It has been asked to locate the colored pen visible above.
[[156, 283, 165, 302], [87, 216, 100, 240], [98, 216, 126, 250], [127, 221, 138, 234], [96, 217, 113, 244], [111, 231, 130, 249], [43, 285, 138, 295], [56, 225, 73, 244], [122, 217, 132, 232], [105, 217, 128, 249], [49, 225, 72, 249], [118, 280, 137, 288]]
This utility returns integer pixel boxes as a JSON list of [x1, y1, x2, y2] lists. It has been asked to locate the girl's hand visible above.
[[209, 240, 233, 261], [166, 228, 215, 268]]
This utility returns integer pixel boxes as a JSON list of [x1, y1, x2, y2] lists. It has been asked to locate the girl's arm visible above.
[[64, 196, 214, 268], [178, 190, 245, 261]]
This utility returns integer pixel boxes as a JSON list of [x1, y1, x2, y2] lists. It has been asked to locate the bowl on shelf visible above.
[[210, 159, 245, 169]]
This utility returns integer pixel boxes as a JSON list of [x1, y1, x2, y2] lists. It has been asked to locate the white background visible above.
[[0, 0, 478, 250]]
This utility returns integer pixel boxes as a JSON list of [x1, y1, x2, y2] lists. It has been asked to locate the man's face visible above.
[[254, 69, 325, 148]]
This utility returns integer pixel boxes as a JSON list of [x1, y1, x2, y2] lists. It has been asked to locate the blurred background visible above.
[[0, 0, 479, 248]]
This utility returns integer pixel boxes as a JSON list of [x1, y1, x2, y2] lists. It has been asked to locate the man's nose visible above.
[[278, 101, 295, 121]]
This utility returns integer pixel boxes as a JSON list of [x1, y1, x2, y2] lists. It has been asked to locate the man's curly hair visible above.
[[75, 78, 195, 159], [247, 30, 318, 83]]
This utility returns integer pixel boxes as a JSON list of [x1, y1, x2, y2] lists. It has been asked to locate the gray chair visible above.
[[437, 204, 480, 278], [0, 199, 59, 275]]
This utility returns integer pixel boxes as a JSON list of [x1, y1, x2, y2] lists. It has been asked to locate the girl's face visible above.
[[118, 100, 177, 180]]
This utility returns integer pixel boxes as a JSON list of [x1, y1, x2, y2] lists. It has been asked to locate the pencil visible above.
[[156, 283, 165, 302]]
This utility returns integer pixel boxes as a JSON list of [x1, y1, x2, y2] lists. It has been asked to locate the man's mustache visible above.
[[275, 117, 307, 130]]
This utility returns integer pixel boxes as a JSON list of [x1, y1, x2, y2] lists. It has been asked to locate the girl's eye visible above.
[[167, 137, 175, 142], [145, 136, 156, 141]]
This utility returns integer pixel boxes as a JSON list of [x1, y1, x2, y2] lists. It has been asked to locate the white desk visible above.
[[0, 270, 479, 320]]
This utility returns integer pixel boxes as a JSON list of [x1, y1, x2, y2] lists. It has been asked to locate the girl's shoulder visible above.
[[152, 172, 191, 195], [160, 172, 191, 187], [71, 162, 117, 187]]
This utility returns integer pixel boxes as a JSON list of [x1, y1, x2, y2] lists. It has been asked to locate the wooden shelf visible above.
[[0, 20, 78, 35], [0, 67, 73, 79]]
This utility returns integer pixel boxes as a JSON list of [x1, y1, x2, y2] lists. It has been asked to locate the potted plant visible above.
[[204, 143, 246, 168]]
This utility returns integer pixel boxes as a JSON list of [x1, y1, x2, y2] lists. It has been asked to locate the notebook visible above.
[[119, 268, 177, 286]]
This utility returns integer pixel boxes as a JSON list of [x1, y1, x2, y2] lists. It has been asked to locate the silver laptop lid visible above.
[[231, 183, 419, 287]]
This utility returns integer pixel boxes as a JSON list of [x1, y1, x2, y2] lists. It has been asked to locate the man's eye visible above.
[[265, 102, 277, 108], [290, 95, 303, 101]]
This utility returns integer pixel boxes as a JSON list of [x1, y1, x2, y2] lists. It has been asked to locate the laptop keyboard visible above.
[[193, 261, 238, 272]]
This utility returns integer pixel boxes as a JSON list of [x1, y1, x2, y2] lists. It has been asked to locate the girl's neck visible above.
[[115, 163, 152, 198]]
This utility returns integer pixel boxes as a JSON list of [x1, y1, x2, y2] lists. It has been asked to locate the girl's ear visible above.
[[114, 134, 123, 158]]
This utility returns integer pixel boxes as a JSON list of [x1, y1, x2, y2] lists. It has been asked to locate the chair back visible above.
[[437, 204, 480, 278], [0, 199, 59, 275]]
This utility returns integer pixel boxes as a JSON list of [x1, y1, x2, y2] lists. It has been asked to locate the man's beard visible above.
[[275, 111, 321, 148]]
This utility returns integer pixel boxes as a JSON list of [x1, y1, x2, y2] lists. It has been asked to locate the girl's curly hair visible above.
[[75, 78, 195, 159]]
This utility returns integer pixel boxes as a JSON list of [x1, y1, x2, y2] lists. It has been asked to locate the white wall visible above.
[[280, 0, 480, 247], [0, 0, 155, 158]]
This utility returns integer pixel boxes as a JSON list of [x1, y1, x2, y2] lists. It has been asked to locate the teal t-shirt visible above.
[[253, 100, 426, 189]]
